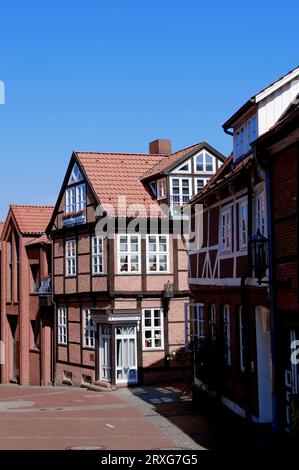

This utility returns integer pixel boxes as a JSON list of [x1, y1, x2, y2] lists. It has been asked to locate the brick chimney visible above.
[[149, 139, 172, 155]]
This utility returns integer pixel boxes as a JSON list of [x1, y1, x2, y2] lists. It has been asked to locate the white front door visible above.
[[255, 306, 273, 423], [100, 326, 111, 382], [115, 326, 138, 384]]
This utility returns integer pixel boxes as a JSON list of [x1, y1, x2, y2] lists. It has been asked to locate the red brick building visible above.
[[0, 205, 53, 385], [255, 99, 299, 432], [187, 67, 299, 426], [47, 139, 224, 388]]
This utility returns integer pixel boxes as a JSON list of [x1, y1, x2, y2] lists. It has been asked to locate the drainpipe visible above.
[[50, 235, 57, 386], [254, 147, 278, 433], [241, 175, 253, 420]]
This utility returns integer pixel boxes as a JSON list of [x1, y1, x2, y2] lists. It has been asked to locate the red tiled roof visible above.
[[140, 143, 201, 180], [10, 205, 54, 234], [75, 152, 165, 217]]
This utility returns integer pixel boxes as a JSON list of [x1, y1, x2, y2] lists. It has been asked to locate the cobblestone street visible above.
[[0, 383, 277, 450]]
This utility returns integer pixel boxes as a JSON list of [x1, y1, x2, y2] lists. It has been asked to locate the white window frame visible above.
[[170, 177, 192, 205], [58, 308, 67, 345], [194, 151, 216, 174], [92, 235, 104, 275], [220, 205, 232, 253], [223, 305, 231, 366], [65, 183, 86, 215], [83, 308, 96, 349], [76, 184, 86, 212], [66, 187, 76, 214], [239, 198, 248, 250], [65, 240, 76, 277], [157, 178, 167, 200], [146, 234, 169, 274], [209, 304, 217, 343], [194, 177, 210, 194], [118, 234, 141, 274], [239, 306, 245, 372], [172, 158, 191, 174], [68, 163, 83, 185], [142, 308, 164, 351], [255, 190, 266, 236]]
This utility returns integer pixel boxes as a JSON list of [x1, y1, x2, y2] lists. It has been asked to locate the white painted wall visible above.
[[257, 77, 299, 136]]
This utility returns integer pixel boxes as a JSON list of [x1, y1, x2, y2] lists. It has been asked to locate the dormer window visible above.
[[195, 151, 215, 173], [157, 178, 167, 200], [234, 115, 257, 161], [64, 163, 87, 226]]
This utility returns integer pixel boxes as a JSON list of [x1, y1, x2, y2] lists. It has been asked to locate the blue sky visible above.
[[0, 0, 298, 219]]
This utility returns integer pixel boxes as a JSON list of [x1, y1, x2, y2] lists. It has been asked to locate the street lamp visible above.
[[251, 229, 268, 285]]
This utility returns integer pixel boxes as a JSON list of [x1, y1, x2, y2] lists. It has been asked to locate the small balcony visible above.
[[63, 210, 86, 227], [38, 277, 52, 307]]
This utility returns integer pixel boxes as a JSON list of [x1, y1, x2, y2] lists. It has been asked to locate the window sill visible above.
[[117, 272, 142, 276], [58, 343, 67, 347], [146, 271, 170, 275], [92, 273, 106, 277], [83, 346, 95, 351], [143, 348, 165, 352], [65, 275, 77, 279]]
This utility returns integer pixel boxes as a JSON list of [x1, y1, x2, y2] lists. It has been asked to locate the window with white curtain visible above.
[[239, 199, 248, 250]]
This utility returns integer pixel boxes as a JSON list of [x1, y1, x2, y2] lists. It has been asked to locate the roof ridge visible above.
[[10, 204, 54, 209], [170, 142, 201, 156], [75, 151, 164, 157]]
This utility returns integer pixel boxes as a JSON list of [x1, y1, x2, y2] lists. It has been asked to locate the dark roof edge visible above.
[[222, 98, 256, 131]]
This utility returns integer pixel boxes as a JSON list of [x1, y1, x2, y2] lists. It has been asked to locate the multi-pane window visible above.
[[195, 178, 210, 194], [66, 240, 76, 276], [170, 177, 192, 205], [157, 178, 167, 200], [256, 191, 266, 235], [209, 304, 217, 343], [147, 235, 169, 273], [194, 304, 205, 342], [220, 206, 232, 252], [239, 199, 248, 250], [65, 184, 86, 214], [83, 309, 96, 348], [92, 235, 104, 275], [239, 306, 245, 372], [118, 235, 141, 273], [223, 305, 231, 366], [195, 151, 215, 173], [58, 308, 67, 345], [143, 309, 164, 350]]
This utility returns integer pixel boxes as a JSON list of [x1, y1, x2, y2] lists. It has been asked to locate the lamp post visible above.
[[251, 229, 269, 285]]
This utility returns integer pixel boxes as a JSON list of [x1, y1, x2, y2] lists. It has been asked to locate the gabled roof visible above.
[[75, 152, 164, 217], [140, 142, 225, 180], [8, 205, 54, 235], [190, 153, 253, 204], [223, 65, 299, 130]]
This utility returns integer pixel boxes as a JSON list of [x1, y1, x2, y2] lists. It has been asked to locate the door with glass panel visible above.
[[100, 326, 111, 382], [115, 326, 138, 384]]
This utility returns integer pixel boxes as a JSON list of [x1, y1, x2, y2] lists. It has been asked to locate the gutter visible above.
[[50, 235, 57, 386]]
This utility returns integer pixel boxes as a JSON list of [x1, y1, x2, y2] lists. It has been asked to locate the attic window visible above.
[[173, 159, 191, 173], [195, 151, 215, 173], [68, 164, 83, 186], [157, 178, 167, 200]]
